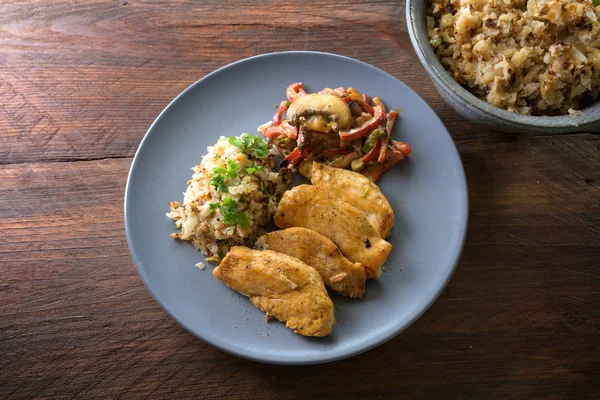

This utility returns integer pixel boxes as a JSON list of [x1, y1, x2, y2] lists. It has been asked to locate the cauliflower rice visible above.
[[427, 0, 600, 115], [167, 134, 289, 261]]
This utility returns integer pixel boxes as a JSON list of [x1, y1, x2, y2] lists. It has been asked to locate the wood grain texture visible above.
[[0, 0, 435, 164], [1, 1, 599, 399]]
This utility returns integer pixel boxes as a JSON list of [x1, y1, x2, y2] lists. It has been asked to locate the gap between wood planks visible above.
[[0, 155, 134, 166]]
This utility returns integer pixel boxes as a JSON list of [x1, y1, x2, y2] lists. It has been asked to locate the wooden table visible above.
[[1, 1, 599, 398]]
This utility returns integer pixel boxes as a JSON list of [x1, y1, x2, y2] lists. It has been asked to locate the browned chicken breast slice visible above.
[[256, 228, 366, 298], [213, 246, 335, 337], [311, 162, 395, 238], [274, 185, 392, 278]]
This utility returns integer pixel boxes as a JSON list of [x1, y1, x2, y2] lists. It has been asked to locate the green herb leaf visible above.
[[226, 159, 239, 178], [228, 133, 270, 158], [212, 166, 226, 174], [210, 173, 228, 192], [210, 160, 239, 192], [594, 0, 600, 7], [210, 196, 251, 228], [209, 203, 219, 212], [245, 165, 263, 175], [235, 211, 250, 228], [221, 197, 235, 206]]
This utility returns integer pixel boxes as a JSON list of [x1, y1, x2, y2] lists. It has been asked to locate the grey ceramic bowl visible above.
[[406, 0, 600, 134]]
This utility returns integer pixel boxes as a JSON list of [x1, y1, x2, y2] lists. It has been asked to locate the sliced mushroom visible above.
[[287, 94, 352, 133]]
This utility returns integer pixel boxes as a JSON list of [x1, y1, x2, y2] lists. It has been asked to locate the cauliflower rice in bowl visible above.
[[167, 134, 290, 261], [427, 0, 600, 116]]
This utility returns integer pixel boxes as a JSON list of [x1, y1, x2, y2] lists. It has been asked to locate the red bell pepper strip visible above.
[[286, 82, 307, 102], [361, 143, 410, 182], [287, 123, 299, 140], [285, 147, 303, 164], [339, 106, 384, 141], [378, 140, 387, 164], [362, 140, 382, 162], [279, 120, 298, 140], [379, 110, 398, 163], [262, 121, 298, 140], [391, 140, 411, 156], [386, 110, 398, 134], [272, 100, 289, 126], [285, 132, 309, 165], [263, 125, 284, 139]]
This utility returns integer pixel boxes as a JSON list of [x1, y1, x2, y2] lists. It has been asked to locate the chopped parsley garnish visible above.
[[245, 164, 263, 175], [226, 159, 239, 178], [210, 173, 228, 192], [209, 197, 251, 228], [210, 159, 240, 192], [228, 133, 270, 158]]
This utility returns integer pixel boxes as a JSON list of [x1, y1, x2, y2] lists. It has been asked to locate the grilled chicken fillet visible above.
[[310, 162, 395, 238], [213, 246, 335, 337], [256, 227, 366, 298], [274, 185, 392, 278]]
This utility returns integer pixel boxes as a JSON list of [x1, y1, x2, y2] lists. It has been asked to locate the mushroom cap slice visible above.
[[287, 94, 352, 132]]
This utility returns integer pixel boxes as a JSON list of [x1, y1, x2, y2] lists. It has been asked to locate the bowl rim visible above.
[[405, 0, 600, 131]]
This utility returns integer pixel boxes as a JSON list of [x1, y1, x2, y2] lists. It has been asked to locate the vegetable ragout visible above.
[[258, 83, 411, 182]]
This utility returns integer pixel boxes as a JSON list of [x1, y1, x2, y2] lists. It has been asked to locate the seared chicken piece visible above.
[[256, 228, 366, 298], [213, 246, 335, 337], [311, 162, 395, 238], [274, 185, 392, 278], [297, 159, 313, 180]]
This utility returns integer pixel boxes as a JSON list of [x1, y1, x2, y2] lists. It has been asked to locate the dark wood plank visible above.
[[1, 131, 598, 399], [1, 0, 599, 399], [0, 0, 472, 165]]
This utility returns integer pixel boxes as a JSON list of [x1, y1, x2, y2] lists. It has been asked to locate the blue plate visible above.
[[125, 51, 468, 365]]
